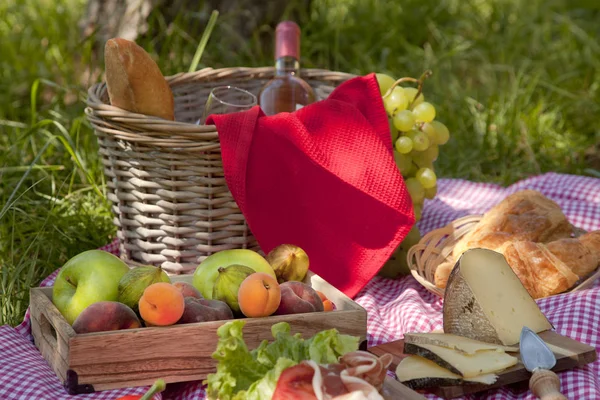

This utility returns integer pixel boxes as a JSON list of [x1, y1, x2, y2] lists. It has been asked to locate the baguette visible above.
[[104, 38, 175, 120]]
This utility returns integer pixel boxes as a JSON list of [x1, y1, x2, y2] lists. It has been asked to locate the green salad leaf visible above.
[[238, 357, 297, 400], [305, 327, 361, 364], [204, 320, 360, 400], [204, 321, 271, 400]]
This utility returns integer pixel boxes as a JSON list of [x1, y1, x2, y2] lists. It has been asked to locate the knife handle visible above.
[[530, 369, 567, 400]]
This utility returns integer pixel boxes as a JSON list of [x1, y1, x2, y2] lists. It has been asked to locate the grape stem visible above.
[[383, 70, 433, 109]]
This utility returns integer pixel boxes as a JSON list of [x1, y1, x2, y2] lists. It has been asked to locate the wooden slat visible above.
[[368, 330, 598, 399], [29, 288, 77, 384], [67, 309, 366, 371], [30, 313, 69, 382]]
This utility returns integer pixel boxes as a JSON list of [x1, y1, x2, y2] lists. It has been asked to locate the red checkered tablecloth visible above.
[[1, 172, 599, 399]]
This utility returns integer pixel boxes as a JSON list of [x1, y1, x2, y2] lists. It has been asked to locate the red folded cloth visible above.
[[206, 73, 415, 298]]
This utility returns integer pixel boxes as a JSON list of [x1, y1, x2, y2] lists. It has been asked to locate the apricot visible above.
[[173, 281, 204, 299], [139, 282, 185, 326], [315, 291, 335, 312], [238, 273, 281, 318], [72, 301, 141, 334], [275, 281, 324, 316]]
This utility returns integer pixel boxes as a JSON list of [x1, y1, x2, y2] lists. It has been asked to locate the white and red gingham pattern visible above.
[[1, 172, 599, 399]]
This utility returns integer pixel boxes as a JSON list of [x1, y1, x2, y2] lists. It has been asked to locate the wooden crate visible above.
[[29, 272, 368, 395]]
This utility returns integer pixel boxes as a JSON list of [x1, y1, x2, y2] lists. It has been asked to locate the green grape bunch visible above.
[[375, 71, 452, 279], [376, 71, 451, 224]]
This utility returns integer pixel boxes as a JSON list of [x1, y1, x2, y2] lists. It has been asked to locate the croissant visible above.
[[435, 230, 600, 299], [502, 241, 579, 299], [451, 190, 574, 260], [545, 231, 600, 277]]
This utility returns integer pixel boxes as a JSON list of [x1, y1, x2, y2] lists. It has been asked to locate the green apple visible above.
[[52, 250, 130, 325]]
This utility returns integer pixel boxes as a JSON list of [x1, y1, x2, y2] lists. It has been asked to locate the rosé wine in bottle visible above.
[[258, 21, 316, 115]]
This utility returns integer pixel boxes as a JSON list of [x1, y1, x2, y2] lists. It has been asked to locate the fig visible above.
[[192, 249, 277, 299], [118, 265, 171, 313], [212, 264, 254, 314], [265, 244, 310, 283]]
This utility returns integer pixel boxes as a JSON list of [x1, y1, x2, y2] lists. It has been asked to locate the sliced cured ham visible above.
[[272, 351, 391, 400]]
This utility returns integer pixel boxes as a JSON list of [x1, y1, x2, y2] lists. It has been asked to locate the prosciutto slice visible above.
[[272, 351, 393, 400], [339, 351, 394, 392]]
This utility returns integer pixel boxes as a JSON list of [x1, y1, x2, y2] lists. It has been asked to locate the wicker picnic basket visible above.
[[85, 66, 356, 275], [407, 214, 595, 298]]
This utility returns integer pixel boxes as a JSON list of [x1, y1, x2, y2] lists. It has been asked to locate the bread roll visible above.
[[104, 38, 175, 120]]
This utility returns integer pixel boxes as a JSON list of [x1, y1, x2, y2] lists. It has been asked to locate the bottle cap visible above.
[[275, 21, 301, 60]]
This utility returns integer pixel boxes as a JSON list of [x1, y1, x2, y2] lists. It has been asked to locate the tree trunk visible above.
[[79, 0, 310, 45]]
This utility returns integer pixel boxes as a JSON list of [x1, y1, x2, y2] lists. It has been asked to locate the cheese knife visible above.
[[519, 327, 567, 400]]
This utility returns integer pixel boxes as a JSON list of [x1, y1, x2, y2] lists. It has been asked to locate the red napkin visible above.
[[206, 73, 415, 298]]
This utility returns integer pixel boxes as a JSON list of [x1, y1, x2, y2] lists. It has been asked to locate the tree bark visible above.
[[79, 0, 310, 45]]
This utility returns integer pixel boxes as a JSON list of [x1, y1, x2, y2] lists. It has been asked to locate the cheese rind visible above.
[[443, 248, 553, 346], [396, 355, 499, 390], [404, 332, 519, 354], [403, 342, 518, 378]]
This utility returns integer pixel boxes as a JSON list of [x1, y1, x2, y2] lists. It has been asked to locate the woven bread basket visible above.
[[406, 214, 597, 298], [85, 67, 356, 275]]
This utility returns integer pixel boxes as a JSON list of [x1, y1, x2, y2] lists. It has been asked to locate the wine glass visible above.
[[198, 86, 257, 125]]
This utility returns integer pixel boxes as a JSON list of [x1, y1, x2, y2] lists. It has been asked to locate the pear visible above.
[[212, 265, 254, 314], [265, 244, 310, 283], [378, 225, 421, 279], [118, 265, 171, 313]]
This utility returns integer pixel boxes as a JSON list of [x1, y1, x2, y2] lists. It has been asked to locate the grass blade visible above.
[[188, 10, 219, 73]]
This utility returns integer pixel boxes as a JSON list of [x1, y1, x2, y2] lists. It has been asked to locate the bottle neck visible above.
[[275, 56, 300, 76]]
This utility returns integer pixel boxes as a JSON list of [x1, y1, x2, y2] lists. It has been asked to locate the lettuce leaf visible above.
[[204, 320, 360, 400], [305, 327, 361, 364], [204, 321, 270, 400], [235, 357, 298, 400], [253, 322, 307, 367]]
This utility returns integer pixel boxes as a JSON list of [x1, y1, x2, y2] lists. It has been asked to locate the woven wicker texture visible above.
[[85, 67, 356, 274], [407, 214, 596, 298]]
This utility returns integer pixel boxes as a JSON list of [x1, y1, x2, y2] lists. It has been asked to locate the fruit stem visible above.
[[217, 267, 225, 273], [139, 379, 166, 400], [382, 77, 418, 99], [408, 70, 433, 109], [382, 70, 433, 107]]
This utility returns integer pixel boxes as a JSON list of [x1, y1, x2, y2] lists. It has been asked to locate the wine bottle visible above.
[[258, 21, 316, 115]]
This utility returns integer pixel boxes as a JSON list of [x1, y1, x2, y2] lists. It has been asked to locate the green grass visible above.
[[1, 0, 599, 326]]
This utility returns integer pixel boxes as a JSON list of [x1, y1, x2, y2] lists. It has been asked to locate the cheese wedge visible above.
[[443, 248, 553, 346], [403, 342, 518, 378], [396, 355, 498, 390], [404, 332, 519, 354]]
